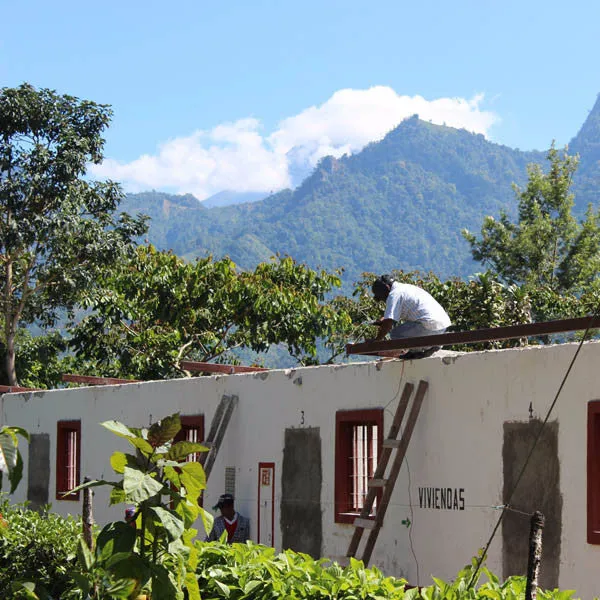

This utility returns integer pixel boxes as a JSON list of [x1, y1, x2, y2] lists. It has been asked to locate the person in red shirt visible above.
[[205, 493, 250, 543]]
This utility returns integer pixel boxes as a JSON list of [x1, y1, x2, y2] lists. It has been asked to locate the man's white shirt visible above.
[[383, 282, 451, 330]]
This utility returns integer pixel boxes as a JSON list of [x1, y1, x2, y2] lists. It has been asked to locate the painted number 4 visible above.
[[260, 468, 271, 486]]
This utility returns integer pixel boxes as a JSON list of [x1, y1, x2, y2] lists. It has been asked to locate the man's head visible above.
[[213, 493, 235, 519], [372, 274, 394, 302]]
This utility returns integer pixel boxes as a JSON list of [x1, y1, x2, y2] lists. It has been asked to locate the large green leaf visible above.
[[127, 436, 154, 456], [150, 506, 185, 541], [163, 465, 181, 488], [97, 522, 137, 558], [174, 498, 199, 529], [77, 538, 94, 572], [179, 461, 206, 498], [100, 420, 136, 438], [8, 451, 23, 494], [122, 467, 163, 503], [148, 413, 181, 448], [109, 486, 127, 505], [0, 428, 24, 493], [5, 426, 30, 442], [165, 441, 209, 461], [110, 451, 140, 474], [104, 578, 137, 599], [149, 563, 179, 600], [66, 478, 118, 496], [0, 430, 18, 474], [185, 571, 201, 600], [10, 581, 38, 600], [214, 580, 231, 598], [198, 506, 214, 537]]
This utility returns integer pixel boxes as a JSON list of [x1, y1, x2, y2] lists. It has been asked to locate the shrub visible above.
[[196, 542, 584, 600], [197, 541, 409, 599], [0, 498, 81, 599]]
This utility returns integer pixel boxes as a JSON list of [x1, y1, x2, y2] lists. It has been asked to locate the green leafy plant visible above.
[[194, 542, 588, 600], [72, 413, 211, 599], [196, 542, 411, 599], [0, 498, 81, 599], [0, 426, 29, 493]]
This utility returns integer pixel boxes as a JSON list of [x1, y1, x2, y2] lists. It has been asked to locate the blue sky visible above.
[[2, 0, 599, 199]]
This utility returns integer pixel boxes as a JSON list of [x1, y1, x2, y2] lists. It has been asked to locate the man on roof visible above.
[[370, 274, 451, 357]]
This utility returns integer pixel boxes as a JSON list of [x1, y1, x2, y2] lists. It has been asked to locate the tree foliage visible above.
[[68, 247, 350, 380], [0, 83, 147, 385], [462, 145, 600, 296]]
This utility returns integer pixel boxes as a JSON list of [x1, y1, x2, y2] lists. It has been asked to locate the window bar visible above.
[[66, 429, 77, 491]]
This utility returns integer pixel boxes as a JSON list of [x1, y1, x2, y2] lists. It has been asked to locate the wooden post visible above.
[[525, 511, 545, 600], [82, 476, 94, 551]]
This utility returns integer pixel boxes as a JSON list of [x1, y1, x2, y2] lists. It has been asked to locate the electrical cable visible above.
[[405, 451, 420, 585], [466, 311, 600, 589]]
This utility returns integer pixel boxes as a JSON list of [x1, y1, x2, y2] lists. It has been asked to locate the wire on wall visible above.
[[466, 312, 600, 589]]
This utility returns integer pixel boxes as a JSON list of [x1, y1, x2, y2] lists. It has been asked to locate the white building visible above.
[[2, 341, 600, 597]]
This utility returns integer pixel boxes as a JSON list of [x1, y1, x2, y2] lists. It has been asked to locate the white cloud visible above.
[[90, 87, 499, 201]]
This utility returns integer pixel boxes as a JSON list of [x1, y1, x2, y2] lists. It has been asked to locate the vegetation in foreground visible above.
[[0, 411, 590, 599], [0, 504, 587, 599]]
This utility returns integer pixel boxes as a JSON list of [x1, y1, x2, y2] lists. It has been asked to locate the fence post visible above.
[[82, 476, 94, 551], [525, 510, 545, 600]]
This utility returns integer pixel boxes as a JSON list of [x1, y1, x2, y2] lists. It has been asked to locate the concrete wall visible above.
[[2, 341, 600, 597]]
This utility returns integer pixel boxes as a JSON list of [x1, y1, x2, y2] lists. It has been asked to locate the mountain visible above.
[[121, 103, 600, 286], [203, 190, 267, 208], [569, 94, 600, 208]]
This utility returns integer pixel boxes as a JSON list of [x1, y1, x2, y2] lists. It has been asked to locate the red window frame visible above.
[[588, 401, 600, 544], [56, 420, 81, 501], [172, 415, 205, 507], [174, 415, 205, 462], [335, 408, 383, 524]]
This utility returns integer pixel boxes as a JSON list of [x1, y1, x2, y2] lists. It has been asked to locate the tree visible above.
[[69, 246, 350, 380], [462, 144, 600, 296], [70, 413, 209, 600], [0, 83, 147, 385]]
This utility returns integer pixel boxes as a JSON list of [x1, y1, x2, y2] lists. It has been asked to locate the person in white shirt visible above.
[[371, 274, 451, 355]]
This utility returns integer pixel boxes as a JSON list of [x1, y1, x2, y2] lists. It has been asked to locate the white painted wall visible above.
[[2, 342, 600, 597]]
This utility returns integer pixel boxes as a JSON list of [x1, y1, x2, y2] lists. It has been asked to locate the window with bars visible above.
[[335, 409, 383, 524], [588, 401, 600, 544], [172, 415, 205, 508], [56, 420, 81, 501], [174, 415, 205, 462]]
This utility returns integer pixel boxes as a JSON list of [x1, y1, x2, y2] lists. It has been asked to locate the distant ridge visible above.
[[122, 100, 600, 285], [203, 190, 267, 208]]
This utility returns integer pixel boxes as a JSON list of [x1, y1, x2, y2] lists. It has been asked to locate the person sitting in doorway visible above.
[[370, 274, 451, 358], [205, 493, 250, 543]]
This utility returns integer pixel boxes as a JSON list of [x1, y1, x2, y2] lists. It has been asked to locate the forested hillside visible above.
[[122, 98, 600, 285]]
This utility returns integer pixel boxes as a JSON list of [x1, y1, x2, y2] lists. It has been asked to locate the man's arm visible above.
[[373, 318, 395, 341]]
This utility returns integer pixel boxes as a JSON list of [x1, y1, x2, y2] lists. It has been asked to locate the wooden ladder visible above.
[[200, 393, 238, 480], [346, 379, 428, 564]]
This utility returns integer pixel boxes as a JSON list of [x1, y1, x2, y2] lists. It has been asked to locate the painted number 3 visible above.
[[261, 469, 271, 486]]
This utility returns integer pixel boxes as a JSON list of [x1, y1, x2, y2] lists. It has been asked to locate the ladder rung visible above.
[[368, 478, 387, 488], [382, 439, 401, 448], [353, 517, 378, 530]]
